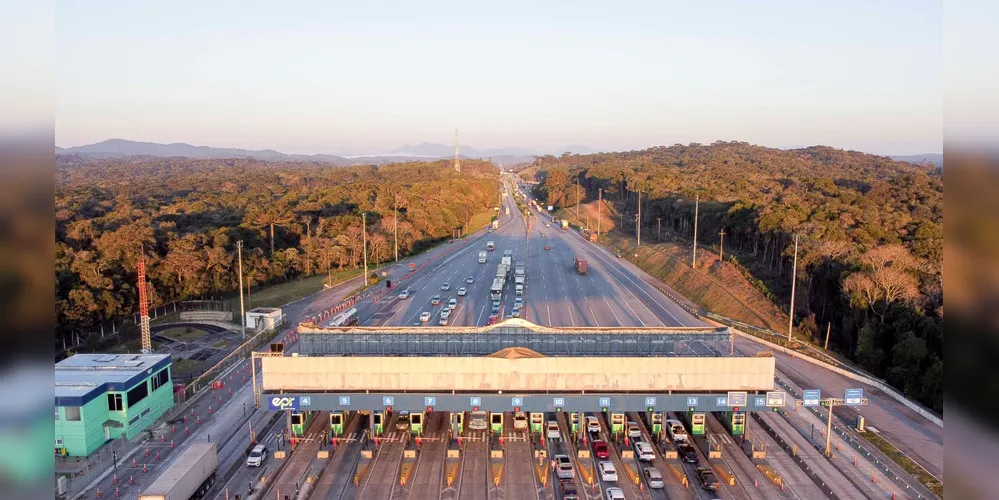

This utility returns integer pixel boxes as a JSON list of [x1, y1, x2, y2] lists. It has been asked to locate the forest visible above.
[[55, 155, 500, 346], [531, 142, 943, 412]]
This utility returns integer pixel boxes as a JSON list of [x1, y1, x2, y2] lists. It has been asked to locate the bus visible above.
[[490, 278, 503, 301], [327, 307, 359, 327]]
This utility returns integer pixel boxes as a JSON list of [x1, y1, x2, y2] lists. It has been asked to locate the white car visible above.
[[441, 282, 451, 291], [419, 311, 431, 323], [643, 467, 664, 489], [546, 421, 561, 440], [466, 276, 474, 284], [448, 298, 457, 310], [605, 487, 625, 500], [431, 295, 442, 305], [586, 416, 601, 434], [627, 421, 642, 439], [246, 444, 267, 467], [666, 419, 688, 443], [634, 440, 655, 462], [598, 461, 618, 482], [511, 307, 521, 318], [398, 289, 409, 299], [457, 287, 467, 296], [513, 412, 528, 430], [439, 311, 449, 325]]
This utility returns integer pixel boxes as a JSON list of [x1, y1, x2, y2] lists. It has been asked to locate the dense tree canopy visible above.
[[56, 156, 499, 344], [531, 141, 943, 412]]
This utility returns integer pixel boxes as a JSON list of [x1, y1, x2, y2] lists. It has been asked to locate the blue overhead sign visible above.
[[755, 397, 766, 407], [727, 391, 748, 407], [383, 396, 394, 406], [599, 397, 611, 408], [803, 390, 821, 407], [268, 396, 300, 411], [425, 397, 437, 406], [470, 397, 482, 407], [687, 397, 699, 407], [339, 396, 351, 406], [645, 397, 657, 407], [845, 388, 863, 406], [553, 397, 565, 407], [300, 396, 312, 407], [511, 397, 524, 407], [716, 397, 727, 407]]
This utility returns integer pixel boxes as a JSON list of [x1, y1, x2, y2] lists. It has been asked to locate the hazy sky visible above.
[[56, 0, 942, 155]]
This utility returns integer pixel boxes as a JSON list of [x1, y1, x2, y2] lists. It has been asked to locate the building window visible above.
[[55, 408, 60, 421], [65, 406, 81, 421], [127, 381, 148, 407], [107, 393, 124, 412], [150, 369, 170, 391]]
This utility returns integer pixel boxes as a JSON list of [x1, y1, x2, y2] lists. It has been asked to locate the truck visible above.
[[561, 219, 569, 230], [496, 264, 508, 282], [490, 278, 504, 301], [478, 250, 487, 263], [514, 275, 525, 296], [574, 256, 588, 275], [487, 241, 495, 251], [503, 249, 513, 257], [581, 228, 597, 242], [139, 443, 217, 500], [514, 264, 525, 278], [501, 255, 512, 268], [505, 207, 510, 216]]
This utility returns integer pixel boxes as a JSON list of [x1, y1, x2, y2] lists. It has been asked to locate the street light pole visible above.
[[657, 217, 662, 241], [575, 179, 580, 221], [788, 234, 799, 344], [797, 397, 868, 457], [719, 229, 726, 262], [597, 188, 603, 236], [394, 194, 398, 263], [636, 190, 641, 247], [362, 213, 368, 284], [692, 195, 699, 268], [236, 241, 245, 340]]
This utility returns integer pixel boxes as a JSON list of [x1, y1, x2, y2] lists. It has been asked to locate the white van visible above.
[[666, 419, 688, 443]]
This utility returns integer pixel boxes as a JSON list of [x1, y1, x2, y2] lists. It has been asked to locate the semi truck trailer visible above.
[[139, 443, 217, 500], [479, 250, 487, 263]]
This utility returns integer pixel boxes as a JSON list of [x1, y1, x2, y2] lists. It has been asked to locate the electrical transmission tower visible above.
[[137, 254, 152, 354], [454, 128, 461, 173]]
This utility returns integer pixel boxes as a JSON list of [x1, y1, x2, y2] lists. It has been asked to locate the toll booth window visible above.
[[291, 414, 302, 425], [412, 414, 422, 424], [492, 413, 503, 424]]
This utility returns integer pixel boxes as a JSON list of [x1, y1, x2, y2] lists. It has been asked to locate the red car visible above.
[[545, 245, 551, 251], [487, 314, 499, 325], [592, 440, 610, 459]]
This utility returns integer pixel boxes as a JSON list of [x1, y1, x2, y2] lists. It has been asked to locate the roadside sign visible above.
[[766, 391, 785, 407], [687, 397, 699, 407], [470, 397, 482, 407], [803, 390, 821, 407], [424, 397, 437, 406], [727, 391, 748, 407], [845, 388, 863, 406]]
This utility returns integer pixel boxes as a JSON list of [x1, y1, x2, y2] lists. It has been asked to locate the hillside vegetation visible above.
[[532, 141, 943, 412], [56, 156, 499, 346]]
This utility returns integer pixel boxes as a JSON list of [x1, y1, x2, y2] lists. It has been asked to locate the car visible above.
[[546, 223, 551, 227], [466, 276, 474, 284], [546, 421, 561, 440], [634, 440, 655, 462], [396, 412, 411, 431], [593, 440, 610, 459], [643, 467, 664, 489], [511, 307, 521, 318], [697, 467, 719, 490], [431, 295, 442, 305], [468, 411, 488, 430], [545, 245, 551, 251], [627, 421, 642, 439], [586, 416, 601, 434], [513, 297, 523, 308], [513, 412, 528, 429], [541, 232, 546, 237], [677, 443, 699, 463], [398, 289, 410, 299], [441, 282, 450, 291], [605, 487, 625, 500], [439, 314, 449, 325], [491, 303, 500, 315], [666, 419, 688, 443], [419, 311, 431, 323], [553, 455, 574, 479], [487, 314, 498, 325], [448, 297, 458, 309], [246, 444, 268, 467], [598, 460, 618, 481], [457, 286, 467, 296], [559, 479, 579, 500]]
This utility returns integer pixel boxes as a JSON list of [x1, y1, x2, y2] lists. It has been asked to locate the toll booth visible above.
[[648, 412, 664, 437], [490, 412, 504, 434], [455, 411, 464, 434], [730, 412, 746, 436], [610, 413, 626, 435], [409, 412, 424, 434], [329, 412, 345, 436], [529, 412, 544, 434], [290, 410, 313, 437], [372, 411, 385, 435], [690, 412, 706, 436], [569, 413, 580, 434]]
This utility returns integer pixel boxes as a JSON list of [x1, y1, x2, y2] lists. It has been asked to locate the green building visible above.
[[55, 354, 174, 457]]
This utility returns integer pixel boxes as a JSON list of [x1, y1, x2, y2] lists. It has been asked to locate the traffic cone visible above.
[[132, 458, 137, 468], [145, 448, 149, 458], [171, 440, 175, 448], [156, 452, 160, 461], [115, 487, 119, 498], [143, 464, 147, 473], [96, 488, 101, 499], [755, 479, 758, 487], [112, 474, 117, 485]]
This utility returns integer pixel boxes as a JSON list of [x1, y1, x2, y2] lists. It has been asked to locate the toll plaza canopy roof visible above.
[[296, 318, 732, 357]]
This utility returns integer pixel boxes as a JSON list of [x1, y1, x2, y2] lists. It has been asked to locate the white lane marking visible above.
[[600, 295, 626, 327], [566, 305, 575, 327], [475, 304, 486, 326]]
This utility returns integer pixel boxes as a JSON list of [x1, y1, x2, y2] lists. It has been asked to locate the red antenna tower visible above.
[[138, 254, 152, 353]]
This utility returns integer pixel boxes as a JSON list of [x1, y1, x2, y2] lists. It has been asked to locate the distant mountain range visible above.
[[889, 153, 942, 168], [55, 139, 593, 165]]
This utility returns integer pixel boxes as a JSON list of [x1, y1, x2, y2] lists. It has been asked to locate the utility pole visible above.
[[454, 128, 461, 173], [824, 322, 832, 350], [788, 234, 799, 344], [362, 213, 368, 284], [719, 229, 726, 262], [575, 179, 580, 221], [692, 195, 699, 267], [597, 188, 603, 235], [636, 190, 641, 247], [237, 241, 245, 340], [394, 194, 399, 262], [657, 217, 662, 241]]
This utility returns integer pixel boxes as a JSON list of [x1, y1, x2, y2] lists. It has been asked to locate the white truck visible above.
[[496, 264, 508, 284], [501, 255, 513, 269], [515, 276, 525, 296], [139, 443, 217, 500], [515, 264, 525, 278], [478, 250, 487, 263]]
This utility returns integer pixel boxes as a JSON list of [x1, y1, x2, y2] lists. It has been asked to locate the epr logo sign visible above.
[[268, 396, 300, 411]]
